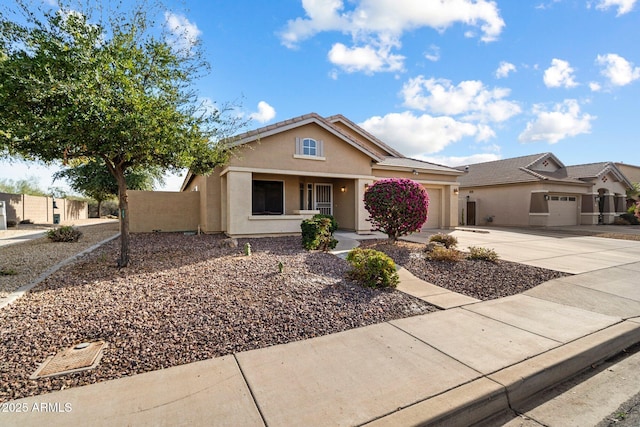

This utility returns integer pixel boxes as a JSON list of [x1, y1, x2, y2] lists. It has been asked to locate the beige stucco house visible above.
[[150, 112, 463, 236], [457, 153, 632, 227]]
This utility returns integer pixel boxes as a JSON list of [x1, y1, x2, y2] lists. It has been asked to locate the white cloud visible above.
[[495, 61, 516, 78], [595, 0, 637, 15], [518, 99, 595, 144], [359, 112, 486, 156], [249, 101, 276, 123], [164, 12, 201, 55], [400, 76, 521, 123], [543, 58, 578, 88], [596, 53, 640, 86], [280, 0, 504, 74], [327, 41, 404, 74], [589, 81, 602, 92], [424, 45, 440, 62]]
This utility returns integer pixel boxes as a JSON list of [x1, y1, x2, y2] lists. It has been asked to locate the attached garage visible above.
[[548, 195, 578, 226], [422, 187, 441, 229]]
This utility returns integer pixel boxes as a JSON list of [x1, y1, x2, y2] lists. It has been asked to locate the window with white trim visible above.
[[295, 137, 324, 158]]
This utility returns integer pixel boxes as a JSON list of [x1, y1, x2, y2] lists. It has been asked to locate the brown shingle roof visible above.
[[376, 156, 463, 175], [457, 153, 588, 187]]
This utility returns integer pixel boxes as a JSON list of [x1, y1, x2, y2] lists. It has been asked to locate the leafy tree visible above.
[[364, 178, 429, 243], [0, 176, 47, 196], [635, 201, 640, 221], [53, 160, 164, 217], [0, 1, 242, 266]]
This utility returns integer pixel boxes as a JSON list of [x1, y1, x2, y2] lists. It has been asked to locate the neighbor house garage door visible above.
[[421, 188, 441, 229], [548, 195, 578, 226]]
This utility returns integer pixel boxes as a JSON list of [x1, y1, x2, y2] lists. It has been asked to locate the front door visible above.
[[467, 201, 476, 226], [315, 184, 333, 215]]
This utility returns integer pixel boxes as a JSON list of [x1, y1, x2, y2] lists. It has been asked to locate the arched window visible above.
[[302, 138, 317, 156], [295, 137, 324, 158]]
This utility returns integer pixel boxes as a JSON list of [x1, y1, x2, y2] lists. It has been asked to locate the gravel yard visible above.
[[360, 240, 570, 300], [0, 222, 120, 298], [0, 232, 435, 403]]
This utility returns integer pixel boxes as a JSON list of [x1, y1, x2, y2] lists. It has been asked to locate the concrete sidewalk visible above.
[[3, 229, 640, 426]]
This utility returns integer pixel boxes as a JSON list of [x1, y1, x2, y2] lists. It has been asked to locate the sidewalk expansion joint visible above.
[[233, 354, 268, 427]]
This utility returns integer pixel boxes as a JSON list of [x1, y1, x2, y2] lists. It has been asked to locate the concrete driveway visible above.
[[403, 226, 640, 274]]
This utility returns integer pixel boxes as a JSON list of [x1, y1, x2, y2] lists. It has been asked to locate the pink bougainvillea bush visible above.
[[364, 178, 429, 242]]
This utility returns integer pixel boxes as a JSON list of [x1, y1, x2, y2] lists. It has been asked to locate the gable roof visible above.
[[181, 112, 464, 190], [228, 112, 386, 161], [325, 114, 404, 158], [566, 162, 632, 187], [457, 153, 588, 187], [458, 152, 634, 189]]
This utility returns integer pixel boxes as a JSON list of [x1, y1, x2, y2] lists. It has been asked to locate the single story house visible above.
[[129, 113, 463, 235], [456, 153, 632, 227]]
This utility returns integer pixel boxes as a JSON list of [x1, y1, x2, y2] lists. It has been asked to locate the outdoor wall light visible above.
[[340, 186, 346, 192], [453, 188, 459, 195], [544, 195, 550, 201], [412, 169, 419, 175], [52, 197, 59, 209]]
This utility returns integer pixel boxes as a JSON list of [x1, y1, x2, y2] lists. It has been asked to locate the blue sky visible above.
[[1, 0, 639, 192]]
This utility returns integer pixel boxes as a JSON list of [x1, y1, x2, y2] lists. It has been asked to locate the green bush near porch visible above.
[[301, 215, 338, 251]]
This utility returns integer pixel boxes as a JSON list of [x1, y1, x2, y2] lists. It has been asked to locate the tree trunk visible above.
[[97, 199, 103, 218], [114, 167, 130, 267]]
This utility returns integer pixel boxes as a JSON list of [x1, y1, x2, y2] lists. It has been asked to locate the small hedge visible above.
[[346, 248, 399, 288], [301, 215, 338, 251], [428, 233, 458, 249], [467, 246, 499, 262], [428, 246, 463, 262], [46, 225, 83, 242]]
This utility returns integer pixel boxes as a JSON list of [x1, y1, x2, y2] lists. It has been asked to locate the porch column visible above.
[[602, 194, 616, 224], [226, 170, 252, 236], [580, 193, 598, 225], [615, 194, 626, 214], [442, 185, 458, 229], [355, 178, 374, 233]]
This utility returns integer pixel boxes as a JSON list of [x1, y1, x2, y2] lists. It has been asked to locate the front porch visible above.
[[221, 168, 373, 237]]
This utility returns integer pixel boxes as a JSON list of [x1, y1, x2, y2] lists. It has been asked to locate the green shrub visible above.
[[619, 213, 639, 225], [467, 246, 499, 262], [301, 217, 337, 251], [428, 246, 463, 262], [428, 233, 458, 248], [46, 225, 83, 242], [312, 213, 338, 233], [346, 248, 399, 288]]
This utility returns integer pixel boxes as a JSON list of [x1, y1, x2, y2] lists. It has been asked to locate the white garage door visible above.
[[548, 195, 578, 226], [422, 188, 441, 229]]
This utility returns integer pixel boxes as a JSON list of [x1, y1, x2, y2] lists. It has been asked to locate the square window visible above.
[[252, 181, 284, 215]]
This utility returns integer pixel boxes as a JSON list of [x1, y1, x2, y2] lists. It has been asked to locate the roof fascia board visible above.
[[327, 114, 404, 157], [231, 116, 383, 162]]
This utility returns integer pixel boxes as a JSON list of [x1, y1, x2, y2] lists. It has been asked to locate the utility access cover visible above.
[[31, 341, 107, 379]]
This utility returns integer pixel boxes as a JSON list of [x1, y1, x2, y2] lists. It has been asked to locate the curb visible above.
[[0, 233, 120, 310], [364, 320, 640, 426]]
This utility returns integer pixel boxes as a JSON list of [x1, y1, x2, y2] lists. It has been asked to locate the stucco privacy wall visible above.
[[0, 192, 88, 223], [128, 190, 199, 233]]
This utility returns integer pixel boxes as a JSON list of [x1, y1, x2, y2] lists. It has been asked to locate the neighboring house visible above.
[[456, 153, 632, 227], [615, 162, 640, 206], [136, 113, 462, 236]]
